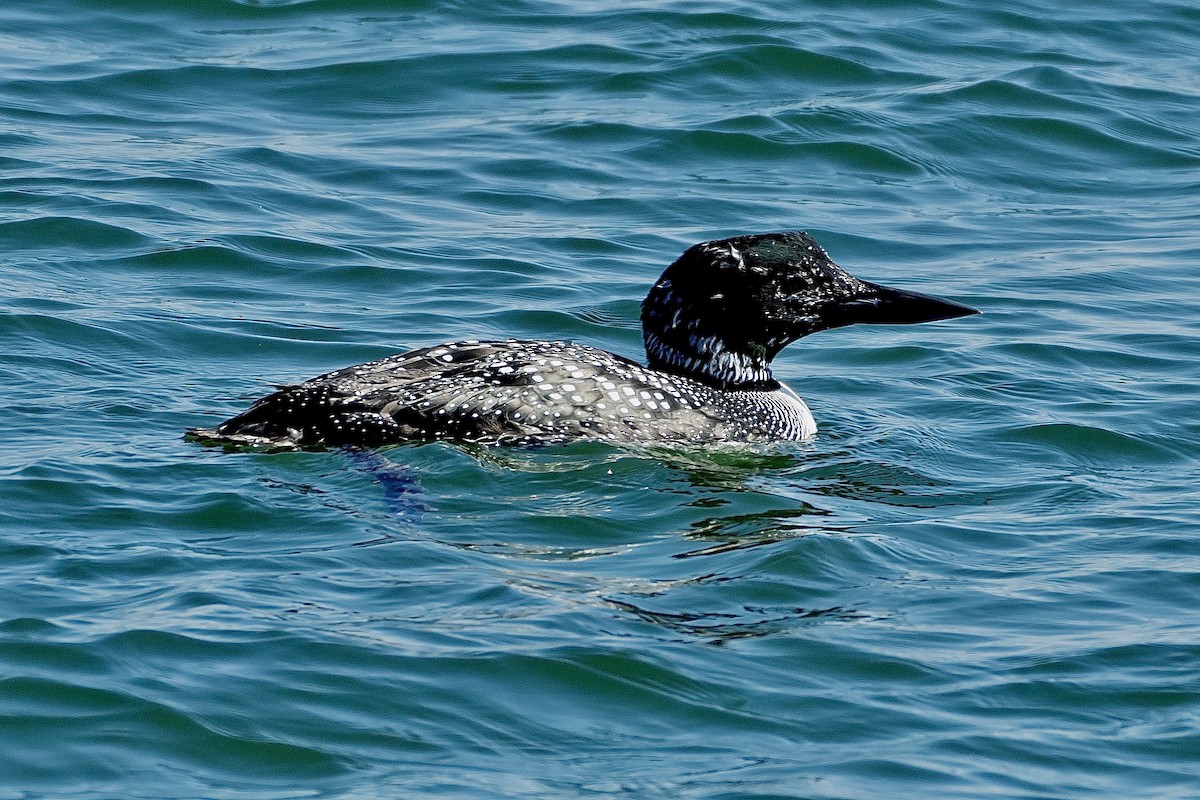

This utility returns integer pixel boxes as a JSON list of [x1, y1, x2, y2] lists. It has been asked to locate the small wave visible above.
[[0, 216, 149, 253], [1004, 422, 1185, 466]]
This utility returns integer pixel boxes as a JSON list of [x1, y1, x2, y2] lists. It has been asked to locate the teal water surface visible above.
[[3, 1, 1200, 797]]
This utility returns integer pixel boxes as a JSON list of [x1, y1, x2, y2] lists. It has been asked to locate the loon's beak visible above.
[[838, 282, 979, 326]]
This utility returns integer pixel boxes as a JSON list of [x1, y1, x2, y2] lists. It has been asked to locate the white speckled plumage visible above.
[[190, 232, 975, 449]]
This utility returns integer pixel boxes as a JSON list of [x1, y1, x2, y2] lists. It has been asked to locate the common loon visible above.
[[190, 232, 977, 449]]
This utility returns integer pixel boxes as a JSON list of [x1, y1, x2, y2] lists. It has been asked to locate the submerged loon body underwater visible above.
[[3, 2, 1200, 799], [191, 232, 977, 449]]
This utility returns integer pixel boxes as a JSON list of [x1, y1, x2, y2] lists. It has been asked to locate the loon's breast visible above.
[[193, 339, 815, 449]]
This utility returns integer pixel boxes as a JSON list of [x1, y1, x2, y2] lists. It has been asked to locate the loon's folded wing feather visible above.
[[195, 338, 787, 449], [340, 340, 729, 445]]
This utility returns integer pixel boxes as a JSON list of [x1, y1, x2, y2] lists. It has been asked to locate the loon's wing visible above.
[[190, 339, 725, 449], [353, 340, 726, 445], [357, 340, 640, 444]]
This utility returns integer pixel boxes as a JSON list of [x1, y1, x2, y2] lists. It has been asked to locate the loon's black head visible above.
[[641, 231, 978, 390]]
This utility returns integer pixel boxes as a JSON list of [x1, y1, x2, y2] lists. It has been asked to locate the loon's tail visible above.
[[185, 425, 304, 451], [186, 388, 310, 450], [187, 382, 421, 450]]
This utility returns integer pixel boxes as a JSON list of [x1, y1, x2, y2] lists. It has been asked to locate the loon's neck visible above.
[[643, 331, 780, 391]]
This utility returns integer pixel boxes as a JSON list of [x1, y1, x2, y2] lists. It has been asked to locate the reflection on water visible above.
[[604, 597, 868, 644], [318, 444, 896, 649], [677, 505, 841, 558]]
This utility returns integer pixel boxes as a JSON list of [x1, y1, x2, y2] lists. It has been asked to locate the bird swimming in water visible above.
[[189, 231, 977, 450]]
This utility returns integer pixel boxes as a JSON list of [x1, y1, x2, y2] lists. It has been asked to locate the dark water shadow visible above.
[[602, 597, 869, 645]]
